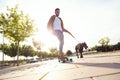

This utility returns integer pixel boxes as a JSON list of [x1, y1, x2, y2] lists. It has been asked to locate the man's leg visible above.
[[54, 30, 68, 60], [54, 30, 64, 55]]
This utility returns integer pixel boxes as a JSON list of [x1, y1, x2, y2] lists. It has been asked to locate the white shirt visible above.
[[53, 17, 62, 31]]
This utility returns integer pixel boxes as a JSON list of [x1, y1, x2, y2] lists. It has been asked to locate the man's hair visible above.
[[55, 8, 60, 11]]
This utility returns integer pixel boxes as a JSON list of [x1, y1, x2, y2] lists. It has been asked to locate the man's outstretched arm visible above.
[[63, 28, 75, 38]]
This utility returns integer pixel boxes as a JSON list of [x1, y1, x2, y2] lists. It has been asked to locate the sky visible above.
[[0, 0, 120, 52]]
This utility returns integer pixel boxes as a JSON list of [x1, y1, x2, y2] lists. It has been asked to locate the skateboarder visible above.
[[47, 8, 74, 60]]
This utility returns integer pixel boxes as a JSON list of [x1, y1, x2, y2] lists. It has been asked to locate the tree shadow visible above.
[[70, 62, 120, 69], [84, 54, 120, 58], [0, 72, 34, 80]]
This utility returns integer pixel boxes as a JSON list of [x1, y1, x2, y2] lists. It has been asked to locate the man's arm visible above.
[[63, 28, 75, 38], [59, 17, 75, 38], [47, 15, 55, 34]]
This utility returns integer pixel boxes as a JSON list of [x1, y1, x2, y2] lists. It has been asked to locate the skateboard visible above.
[[58, 58, 73, 63]]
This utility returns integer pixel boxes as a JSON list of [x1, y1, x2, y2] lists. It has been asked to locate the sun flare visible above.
[[32, 31, 58, 52]]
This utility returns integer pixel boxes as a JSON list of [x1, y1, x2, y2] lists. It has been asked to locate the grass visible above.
[[0, 59, 27, 67]]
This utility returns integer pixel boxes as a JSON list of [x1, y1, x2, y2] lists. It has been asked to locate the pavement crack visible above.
[[39, 72, 49, 80], [74, 64, 79, 68], [90, 77, 96, 80]]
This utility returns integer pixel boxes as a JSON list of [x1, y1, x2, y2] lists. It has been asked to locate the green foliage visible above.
[[0, 59, 27, 66], [98, 37, 110, 46], [0, 43, 17, 57], [8, 43, 18, 57], [91, 42, 120, 52], [0, 5, 35, 66], [0, 43, 37, 58], [113, 42, 120, 50], [0, 5, 34, 42], [49, 47, 58, 55], [0, 43, 9, 55], [21, 45, 36, 57], [32, 38, 41, 51], [90, 45, 98, 51], [66, 50, 72, 56]]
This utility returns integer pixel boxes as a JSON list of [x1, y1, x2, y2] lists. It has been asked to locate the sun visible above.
[[32, 31, 58, 52]]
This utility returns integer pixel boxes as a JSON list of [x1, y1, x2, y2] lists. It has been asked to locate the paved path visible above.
[[0, 60, 56, 80], [0, 52, 120, 80], [41, 53, 120, 80]]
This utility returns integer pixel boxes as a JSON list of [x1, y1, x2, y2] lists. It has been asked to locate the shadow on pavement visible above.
[[84, 54, 120, 58], [69, 62, 120, 69], [0, 72, 34, 80]]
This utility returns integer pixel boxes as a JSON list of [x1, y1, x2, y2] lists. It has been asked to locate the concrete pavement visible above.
[[0, 60, 59, 80], [0, 52, 120, 80], [41, 52, 120, 80]]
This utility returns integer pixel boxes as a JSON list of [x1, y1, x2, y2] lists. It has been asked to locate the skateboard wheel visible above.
[[62, 60, 65, 63], [58, 60, 60, 62], [70, 58, 73, 62]]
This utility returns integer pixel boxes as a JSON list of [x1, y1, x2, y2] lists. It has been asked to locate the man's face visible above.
[[55, 9, 60, 16]]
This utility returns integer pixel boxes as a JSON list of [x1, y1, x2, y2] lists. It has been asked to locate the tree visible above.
[[32, 38, 41, 51], [49, 47, 58, 57], [0, 5, 35, 66], [32, 38, 45, 59], [98, 37, 110, 46], [95, 37, 111, 52], [6, 43, 18, 65], [8, 43, 18, 57], [21, 45, 36, 58], [66, 50, 72, 56]]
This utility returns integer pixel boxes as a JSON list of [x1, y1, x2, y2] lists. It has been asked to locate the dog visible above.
[[75, 42, 88, 58]]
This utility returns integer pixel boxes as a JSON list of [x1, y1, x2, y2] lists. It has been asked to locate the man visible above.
[[47, 8, 74, 59]]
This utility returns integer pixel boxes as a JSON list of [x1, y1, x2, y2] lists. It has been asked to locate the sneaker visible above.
[[58, 55, 68, 61]]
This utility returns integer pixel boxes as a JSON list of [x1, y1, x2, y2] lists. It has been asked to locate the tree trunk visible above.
[[17, 41, 20, 66], [13, 57, 15, 66]]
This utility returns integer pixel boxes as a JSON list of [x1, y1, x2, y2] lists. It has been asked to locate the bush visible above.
[[66, 50, 72, 56]]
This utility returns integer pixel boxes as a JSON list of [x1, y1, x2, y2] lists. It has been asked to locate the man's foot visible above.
[[58, 55, 68, 61]]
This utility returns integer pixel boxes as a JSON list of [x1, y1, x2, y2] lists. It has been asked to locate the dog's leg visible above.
[[76, 49, 79, 58], [76, 53, 79, 58], [80, 52, 83, 58]]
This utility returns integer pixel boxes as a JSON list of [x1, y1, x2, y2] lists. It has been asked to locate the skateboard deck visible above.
[[58, 58, 73, 63]]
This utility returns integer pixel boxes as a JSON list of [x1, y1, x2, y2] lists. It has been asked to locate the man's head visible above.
[[55, 8, 60, 16]]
